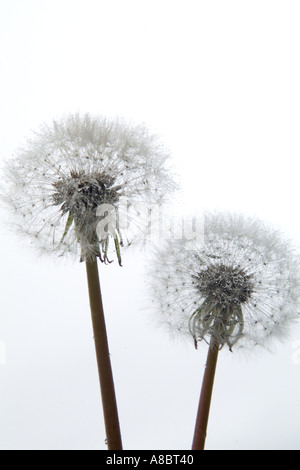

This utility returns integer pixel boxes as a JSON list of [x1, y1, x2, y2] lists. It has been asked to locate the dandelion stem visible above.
[[85, 259, 122, 450], [192, 338, 219, 450]]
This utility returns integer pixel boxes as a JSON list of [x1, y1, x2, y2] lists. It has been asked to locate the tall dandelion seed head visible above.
[[149, 212, 300, 351], [1, 113, 177, 263]]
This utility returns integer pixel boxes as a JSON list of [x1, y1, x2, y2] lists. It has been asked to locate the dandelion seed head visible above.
[[148, 212, 300, 351], [1, 113, 177, 263]]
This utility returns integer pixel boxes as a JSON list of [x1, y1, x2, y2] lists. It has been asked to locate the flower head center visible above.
[[52, 170, 121, 217], [190, 264, 253, 349], [193, 263, 254, 307]]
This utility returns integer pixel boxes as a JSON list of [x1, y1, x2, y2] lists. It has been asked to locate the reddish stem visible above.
[[85, 259, 122, 450], [192, 339, 219, 450]]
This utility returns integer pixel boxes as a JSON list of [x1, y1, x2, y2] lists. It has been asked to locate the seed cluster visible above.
[[193, 264, 254, 307], [188, 264, 255, 349], [52, 170, 121, 218], [148, 213, 300, 351]]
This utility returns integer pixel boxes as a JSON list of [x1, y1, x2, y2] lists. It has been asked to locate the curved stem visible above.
[[85, 259, 123, 450], [192, 338, 219, 450]]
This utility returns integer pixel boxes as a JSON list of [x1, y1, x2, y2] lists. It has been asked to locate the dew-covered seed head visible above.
[[148, 212, 300, 352], [1, 113, 177, 263]]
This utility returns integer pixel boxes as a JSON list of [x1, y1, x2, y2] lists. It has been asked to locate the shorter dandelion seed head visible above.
[[148, 211, 300, 352]]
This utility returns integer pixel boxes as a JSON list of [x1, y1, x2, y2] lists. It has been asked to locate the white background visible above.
[[0, 0, 300, 450]]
